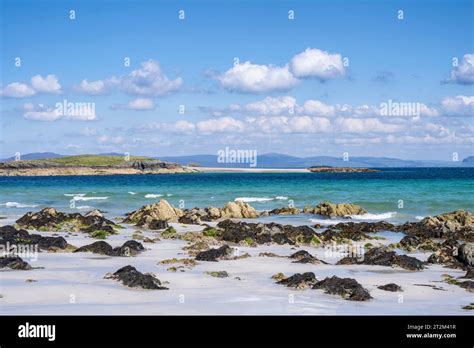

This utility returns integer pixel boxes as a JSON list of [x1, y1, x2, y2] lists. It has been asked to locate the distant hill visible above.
[[158, 153, 465, 168], [2, 152, 64, 161], [2, 152, 472, 168]]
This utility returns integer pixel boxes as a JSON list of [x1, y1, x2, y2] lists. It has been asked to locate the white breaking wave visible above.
[[350, 212, 397, 220], [310, 218, 346, 226], [0, 202, 39, 208], [72, 196, 108, 201], [166, 194, 173, 197], [415, 216, 425, 220], [145, 194, 162, 198], [128, 192, 136, 195], [64, 193, 86, 197], [235, 196, 289, 203], [76, 205, 92, 210]]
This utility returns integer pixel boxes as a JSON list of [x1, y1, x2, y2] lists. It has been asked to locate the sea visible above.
[[1, 168, 473, 225]]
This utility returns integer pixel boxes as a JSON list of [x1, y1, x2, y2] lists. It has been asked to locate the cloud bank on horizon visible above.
[[0, 0, 473, 160]]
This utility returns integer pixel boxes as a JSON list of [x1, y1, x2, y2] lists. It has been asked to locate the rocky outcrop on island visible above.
[[312, 276, 372, 301], [125, 199, 259, 226], [0, 225, 69, 251], [308, 166, 379, 173], [16, 208, 120, 235], [303, 201, 367, 217], [0, 158, 195, 176], [267, 207, 301, 215], [397, 210, 473, 241], [105, 265, 168, 290], [74, 240, 144, 257], [337, 246, 424, 270], [0, 256, 32, 270]]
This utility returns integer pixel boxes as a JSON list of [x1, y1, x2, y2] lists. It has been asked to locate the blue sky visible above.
[[1, 0, 473, 160]]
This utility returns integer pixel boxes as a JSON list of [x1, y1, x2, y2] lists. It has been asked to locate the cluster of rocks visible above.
[[276, 273, 372, 301], [427, 241, 473, 269], [0, 225, 69, 251], [396, 210, 473, 242], [124, 199, 258, 228], [16, 208, 120, 236], [0, 256, 32, 270], [303, 202, 367, 217], [195, 245, 233, 262], [105, 265, 168, 290], [337, 246, 425, 271], [74, 240, 144, 257]]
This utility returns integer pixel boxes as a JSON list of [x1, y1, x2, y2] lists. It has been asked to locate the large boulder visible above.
[[0, 225, 68, 251], [125, 199, 183, 223], [74, 240, 144, 257], [0, 256, 32, 270], [312, 276, 372, 301], [457, 243, 474, 267], [276, 272, 317, 289], [105, 265, 167, 290], [305, 202, 367, 217], [221, 201, 259, 219]]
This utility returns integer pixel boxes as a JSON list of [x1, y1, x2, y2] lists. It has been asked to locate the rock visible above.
[[216, 220, 316, 245], [272, 272, 286, 281], [277, 272, 317, 289], [397, 210, 473, 241], [206, 271, 229, 278], [305, 202, 367, 217], [457, 243, 474, 267], [378, 283, 402, 292], [427, 240, 464, 269], [399, 235, 439, 251], [195, 245, 233, 262], [0, 225, 68, 251], [16, 208, 119, 235], [459, 281, 474, 292], [313, 276, 372, 301], [105, 265, 167, 290], [338, 246, 424, 270], [0, 256, 32, 270], [161, 226, 178, 239], [74, 240, 144, 256], [84, 209, 103, 218], [289, 250, 327, 264], [268, 207, 301, 215], [221, 201, 258, 218], [461, 268, 474, 279], [125, 199, 183, 224]]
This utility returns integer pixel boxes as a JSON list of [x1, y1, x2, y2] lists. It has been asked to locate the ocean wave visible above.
[[145, 194, 162, 198], [350, 212, 397, 220], [309, 218, 346, 226], [72, 196, 108, 201], [235, 196, 289, 203], [0, 202, 39, 208], [128, 192, 136, 195], [64, 193, 86, 197], [76, 205, 92, 210]]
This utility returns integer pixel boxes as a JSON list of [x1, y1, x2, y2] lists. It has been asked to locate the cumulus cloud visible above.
[[290, 48, 346, 80], [74, 60, 182, 97], [447, 54, 474, 85], [1, 74, 62, 98], [30, 75, 61, 94], [21, 102, 96, 121], [196, 117, 246, 133], [335, 117, 405, 133], [245, 96, 297, 115], [217, 62, 298, 93], [301, 100, 336, 116], [111, 98, 156, 111], [441, 95, 474, 116]]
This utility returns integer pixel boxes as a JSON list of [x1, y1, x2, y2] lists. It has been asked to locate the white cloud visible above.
[[217, 61, 298, 93], [21, 102, 96, 121], [301, 100, 336, 116], [290, 48, 346, 79], [2, 74, 62, 98], [75, 79, 110, 95], [251, 116, 331, 133], [441, 95, 474, 116], [335, 117, 405, 133], [1, 82, 36, 98], [30, 74, 61, 94], [196, 116, 246, 133], [120, 60, 182, 96], [112, 98, 156, 111], [245, 96, 297, 115], [22, 103, 60, 121], [448, 54, 474, 85]]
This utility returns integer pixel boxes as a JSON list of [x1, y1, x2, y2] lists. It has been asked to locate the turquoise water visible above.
[[1, 168, 473, 223]]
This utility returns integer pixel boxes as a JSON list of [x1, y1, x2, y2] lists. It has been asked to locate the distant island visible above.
[[307, 166, 379, 173], [0, 155, 195, 176]]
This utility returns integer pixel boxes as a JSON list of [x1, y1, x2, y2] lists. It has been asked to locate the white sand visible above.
[[0, 218, 472, 315]]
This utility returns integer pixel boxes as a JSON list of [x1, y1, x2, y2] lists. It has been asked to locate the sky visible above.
[[0, 0, 473, 160]]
